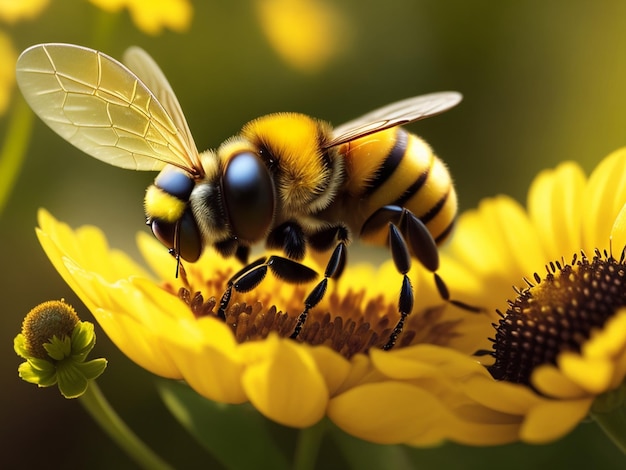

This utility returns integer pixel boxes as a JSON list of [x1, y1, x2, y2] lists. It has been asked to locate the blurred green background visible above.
[[2, 0, 625, 468]]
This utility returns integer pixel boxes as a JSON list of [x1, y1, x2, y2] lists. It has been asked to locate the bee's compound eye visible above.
[[150, 208, 202, 262], [222, 152, 275, 242], [154, 167, 195, 200]]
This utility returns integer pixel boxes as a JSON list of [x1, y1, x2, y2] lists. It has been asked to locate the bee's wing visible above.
[[325, 92, 462, 148], [16, 43, 201, 174], [122, 46, 202, 171]]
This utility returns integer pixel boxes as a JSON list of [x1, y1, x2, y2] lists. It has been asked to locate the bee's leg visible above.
[[382, 222, 414, 350], [360, 206, 415, 348], [266, 221, 307, 260], [291, 225, 349, 339], [397, 208, 480, 313], [235, 245, 250, 264], [361, 204, 480, 304], [362, 206, 480, 350], [217, 255, 317, 320]]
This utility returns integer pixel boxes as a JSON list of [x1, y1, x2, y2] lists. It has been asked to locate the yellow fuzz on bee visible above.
[[144, 185, 186, 223], [242, 113, 332, 205]]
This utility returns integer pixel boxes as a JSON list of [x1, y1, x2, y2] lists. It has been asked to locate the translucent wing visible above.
[[16, 43, 201, 174], [325, 92, 462, 149], [122, 46, 201, 171]]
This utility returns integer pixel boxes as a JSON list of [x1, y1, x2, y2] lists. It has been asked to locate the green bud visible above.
[[14, 300, 107, 398]]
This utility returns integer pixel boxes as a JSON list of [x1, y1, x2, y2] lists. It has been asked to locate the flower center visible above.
[[21, 300, 80, 359], [168, 263, 458, 358], [485, 248, 626, 385]]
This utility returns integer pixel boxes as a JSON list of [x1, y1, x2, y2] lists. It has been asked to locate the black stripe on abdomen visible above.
[[362, 128, 408, 196], [418, 188, 450, 225], [392, 157, 431, 207], [435, 217, 456, 244]]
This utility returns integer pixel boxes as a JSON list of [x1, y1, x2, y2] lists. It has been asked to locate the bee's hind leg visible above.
[[361, 206, 440, 349], [362, 205, 481, 350]]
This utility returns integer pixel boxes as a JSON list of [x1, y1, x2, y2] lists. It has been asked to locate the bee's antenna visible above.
[[173, 219, 182, 279]]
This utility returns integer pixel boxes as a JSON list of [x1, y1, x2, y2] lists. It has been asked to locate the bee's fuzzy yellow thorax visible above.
[[241, 113, 335, 211]]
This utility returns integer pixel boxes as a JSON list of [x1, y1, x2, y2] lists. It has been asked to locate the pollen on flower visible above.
[[21, 300, 79, 359], [484, 247, 626, 385], [172, 262, 458, 358]]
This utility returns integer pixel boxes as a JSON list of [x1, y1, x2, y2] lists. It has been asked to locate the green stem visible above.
[[79, 382, 175, 470], [0, 96, 34, 217], [292, 420, 327, 470], [591, 406, 626, 454]]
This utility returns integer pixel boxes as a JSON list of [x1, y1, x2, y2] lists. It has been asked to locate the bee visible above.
[[16, 43, 468, 350]]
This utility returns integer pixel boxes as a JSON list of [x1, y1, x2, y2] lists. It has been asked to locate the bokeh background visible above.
[[2, 0, 626, 468]]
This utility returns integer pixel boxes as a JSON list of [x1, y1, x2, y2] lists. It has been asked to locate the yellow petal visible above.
[[528, 162, 585, 259], [521, 398, 591, 443], [558, 352, 613, 394], [447, 196, 545, 315], [333, 353, 383, 395], [137, 232, 179, 282], [582, 147, 626, 250], [83, 273, 183, 378], [531, 364, 588, 399], [328, 381, 455, 445], [306, 345, 352, 396], [370, 344, 488, 381], [610, 202, 626, 253], [583, 309, 626, 359], [462, 375, 543, 415], [444, 411, 521, 446], [240, 335, 328, 427], [163, 317, 247, 404]]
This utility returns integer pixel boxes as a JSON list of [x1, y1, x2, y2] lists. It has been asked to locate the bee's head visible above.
[[145, 166, 203, 262]]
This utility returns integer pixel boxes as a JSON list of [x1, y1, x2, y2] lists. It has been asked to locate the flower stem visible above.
[[79, 382, 174, 470], [0, 96, 34, 216], [293, 419, 327, 470]]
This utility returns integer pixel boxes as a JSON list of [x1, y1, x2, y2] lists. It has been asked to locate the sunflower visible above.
[[36, 208, 492, 445], [436, 147, 626, 445]]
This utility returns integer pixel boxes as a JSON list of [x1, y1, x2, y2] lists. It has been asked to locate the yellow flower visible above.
[[37, 208, 495, 445], [437, 147, 626, 444], [0, 0, 49, 23], [89, 0, 192, 35], [255, 0, 350, 73]]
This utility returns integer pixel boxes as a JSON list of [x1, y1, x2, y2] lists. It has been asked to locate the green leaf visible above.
[[157, 379, 289, 470], [44, 336, 71, 360], [77, 358, 108, 381], [72, 321, 97, 356], [18, 361, 57, 386], [14, 334, 28, 358], [57, 363, 89, 399], [329, 425, 413, 470]]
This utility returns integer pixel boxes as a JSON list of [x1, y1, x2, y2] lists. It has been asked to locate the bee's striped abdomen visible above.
[[341, 126, 457, 246]]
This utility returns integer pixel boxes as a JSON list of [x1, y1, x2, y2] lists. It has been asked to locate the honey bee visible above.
[[17, 43, 468, 350]]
